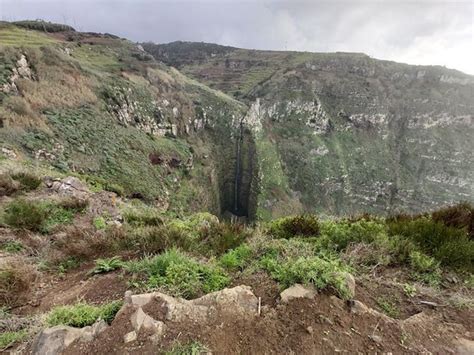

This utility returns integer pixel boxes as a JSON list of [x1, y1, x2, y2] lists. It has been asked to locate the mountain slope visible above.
[[145, 42, 474, 217]]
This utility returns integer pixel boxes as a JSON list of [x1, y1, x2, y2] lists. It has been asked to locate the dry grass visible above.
[[0, 259, 37, 307]]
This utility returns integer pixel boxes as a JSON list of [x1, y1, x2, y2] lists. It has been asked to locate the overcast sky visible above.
[[1, 0, 473, 74]]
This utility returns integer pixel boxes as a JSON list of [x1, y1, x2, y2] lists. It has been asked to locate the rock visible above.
[[306, 326, 314, 334], [350, 300, 369, 314], [319, 314, 334, 325], [1, 147, 17, 160], [280, 284, 317, 303], [369, 335, 382, 344], [46, 176, 90, 198], [32, 320, 107, 355], [131, 307, 164, 335], [123, 331, 137, 343], [335, 272, 356, 298], [455, 338, 474, 355]]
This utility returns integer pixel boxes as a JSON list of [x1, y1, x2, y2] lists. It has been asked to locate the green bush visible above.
[[3, 199, 47, 231], [11, 172, 42, 191], [46, 300, 122, 328], [124, 249, 229, 299], [409, 251, 438, 273], [317, 220, 387, 251], [388, 217, 473, 270], [268, 215, 320, 239], [219, 244, 253, 270], [260, 253, 351, 299], [123, 204, 163, 226], [199, 222, 251, 255]]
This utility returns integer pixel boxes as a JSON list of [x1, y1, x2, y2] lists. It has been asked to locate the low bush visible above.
[[11, 172, 42, 191], [431, 202, 473, 238], [124, 249, 229, 299], [46, 300, 122, 328], [123, 204, 163, 227], [199, 222, 251, 255], [0, 260, 35, 307], [260, 253, 352, 299], [3, 199, 47, 231], [219, 244, 253, 270], [93, 216, 107, 230], [388, 217, 473, 270], [376, 297, 400, 318], [268, 215, 320, 239]]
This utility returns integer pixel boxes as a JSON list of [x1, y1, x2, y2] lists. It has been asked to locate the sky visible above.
[[1, 0, 473, 74]]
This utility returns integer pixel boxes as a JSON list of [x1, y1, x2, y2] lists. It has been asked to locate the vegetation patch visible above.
[[268, 215, 320, 239], [124, 249, 229, 299], [46, 300, 123, 328], [165, 341, 210, 355], [0, 330, 27, 351], [90, 256, 123, 275]]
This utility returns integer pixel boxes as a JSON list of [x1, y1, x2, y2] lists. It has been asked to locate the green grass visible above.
[[0, 330, 27, 350], [124, 249, 229, 299], [165, 341, 210, 355], [93, 216, 107, 230], [219, 244, 253, 270], [376, 297, 400, 318], [0, 26, 57, 46], [46, 300, 122, 327]]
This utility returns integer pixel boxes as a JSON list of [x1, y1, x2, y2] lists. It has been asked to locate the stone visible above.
[[280, 284, 317, 303], [32, 320, 107, 355], [123, 331, 137, 343], [335, 272, 356, 298], [306, 326, 314, 334], [131, 307, 164, 335], [455, 338, 474, 355], [369, 335, 383, 344]]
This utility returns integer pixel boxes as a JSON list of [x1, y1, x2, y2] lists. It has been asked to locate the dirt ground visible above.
[[17, 269, 470, 355]]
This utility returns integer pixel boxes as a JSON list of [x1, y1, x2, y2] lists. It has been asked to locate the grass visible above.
[[0, 26, 57, 46], [376, 296, 400, 318], [2, 197, 85, 233], [46, 300, 123, 328], [93, 216, 107, 230], [165, 341, 210, 355], [0, 330, 27, 350], [0, 260, 34, 307], [1, 240, 23, 253], [123, 249, 229, 299]]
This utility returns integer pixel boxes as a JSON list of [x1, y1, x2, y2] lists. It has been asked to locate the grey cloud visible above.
[[0, 0, 472, 74]]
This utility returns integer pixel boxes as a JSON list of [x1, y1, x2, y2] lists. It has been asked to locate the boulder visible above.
[[455, 338, 474, 355], [280, 284, 317, 303], [32, 320, 107, 355]]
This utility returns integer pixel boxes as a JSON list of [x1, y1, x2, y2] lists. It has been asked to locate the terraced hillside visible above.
[[145, 41, 474, 218]]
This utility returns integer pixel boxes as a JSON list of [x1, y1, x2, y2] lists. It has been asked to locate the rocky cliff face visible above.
[[146, 43, 474, 217], [0, 24, 472, 219]]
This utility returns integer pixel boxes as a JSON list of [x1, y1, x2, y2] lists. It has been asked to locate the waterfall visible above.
[[233, 118, 244, 214]]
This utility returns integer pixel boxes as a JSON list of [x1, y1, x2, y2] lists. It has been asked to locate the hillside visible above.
[[145, 41, 474, 218], [0, 21, 473, 354]]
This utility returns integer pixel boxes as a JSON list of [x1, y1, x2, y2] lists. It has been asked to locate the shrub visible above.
[[409, 251, 438, 273], [431, 202, 473, 238], [219, 244, 253, 270], [46, 300, 122, 328], [1, 240, 24, 253], [0, 174, 19, 196], [93, 216, 107, 230], [3, 199, 47, 231], [0, 261, 35, 307], [317, 220, 387, 251], [10, 172, 42, 191], [388, 217, 473, 270], [57, 196, 89, 212], [0, 330, 27, 350], [124, 249, 229, 299], [199, 222, 251, 255], [123, 204, 163, 226], [268, 215, 320, 239], [90, 256, 123, 274], [260, 254, 352, 299]]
